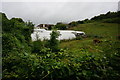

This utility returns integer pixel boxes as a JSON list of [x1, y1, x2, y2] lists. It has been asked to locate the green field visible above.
[[69, 22, 118, 39], [60, 22, 119, 57]]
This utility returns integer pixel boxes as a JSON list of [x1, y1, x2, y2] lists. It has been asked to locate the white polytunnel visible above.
[[31, 29, 85, 41]]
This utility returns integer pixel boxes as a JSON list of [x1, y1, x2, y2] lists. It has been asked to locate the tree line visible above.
[[52, 11, 120, 30]]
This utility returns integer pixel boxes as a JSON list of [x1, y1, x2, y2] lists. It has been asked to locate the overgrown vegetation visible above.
[[46, 30, 60, 52], [67, 11, 120, 28], [54, 23, 67, 30], [2, 11, 120, 80]]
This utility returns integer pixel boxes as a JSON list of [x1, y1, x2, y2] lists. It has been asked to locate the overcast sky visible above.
[[1, 1, 119, 25]]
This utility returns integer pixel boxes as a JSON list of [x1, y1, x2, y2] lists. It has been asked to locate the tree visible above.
[[25, 20, 35, 33], [68, 21, 78, 27], [77, 20, 84, 24], [55, 23, 67, 30], [11, 18, 24, 23], [47, 30, 60, 52]]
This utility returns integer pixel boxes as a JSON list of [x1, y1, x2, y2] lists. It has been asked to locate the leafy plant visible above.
[[46, 30, 60, 52]]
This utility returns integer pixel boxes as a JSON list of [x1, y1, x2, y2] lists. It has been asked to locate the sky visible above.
[[1, 0, 119, 26]]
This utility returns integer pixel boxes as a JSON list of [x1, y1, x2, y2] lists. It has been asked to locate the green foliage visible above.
[[46, 30, 60, 52], [90, 11, 120, 23], [25, 21, 34, 33], [68, 11, 120, 29], [2, 16, 13, 32], [2, 33, 16, 56], [60, 16, 120, 79], [32, 40, 45, 53], [102, 17, 120, 23], [68, 21, 79, 27], [55, 23, 67, 30], [2, 12, 34, 79], [3, 45, 120, 79], [76, 36, 83, 40], [68, 19, 90, 28], [2, 11, 120, 80], [77, 20, 84, 24], [11, 18, 24, 23]]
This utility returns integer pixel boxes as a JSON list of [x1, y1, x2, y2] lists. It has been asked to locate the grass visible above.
[[60, 22, 119, 57], [68, 22, 118, 40]]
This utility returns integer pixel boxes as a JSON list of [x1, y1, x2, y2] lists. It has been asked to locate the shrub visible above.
[[32, 40, 44, 53], [46, 30, 60, 52]]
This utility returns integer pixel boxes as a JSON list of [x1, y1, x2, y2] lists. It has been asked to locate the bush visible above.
[[55, 23, 67, 30], [76, 36, 83, 40], [32, 40, 45, 53], [46, 30, 60, 52]]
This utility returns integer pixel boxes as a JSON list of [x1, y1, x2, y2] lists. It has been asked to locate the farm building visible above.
[[36, 24, 54, 30]]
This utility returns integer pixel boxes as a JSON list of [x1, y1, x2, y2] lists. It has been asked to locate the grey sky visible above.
[[1, 2, 118, 25]]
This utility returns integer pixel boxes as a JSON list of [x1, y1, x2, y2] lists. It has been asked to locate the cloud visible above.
[[2, 2, 118, 25], [2, 0, 120, 2]]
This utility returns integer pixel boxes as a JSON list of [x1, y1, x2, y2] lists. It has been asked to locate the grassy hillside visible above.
[[69, 22, 118, 40], [60, 22, 119, 55]]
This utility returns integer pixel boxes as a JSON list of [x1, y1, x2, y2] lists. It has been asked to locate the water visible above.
[[31, 29, 85, 41]]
